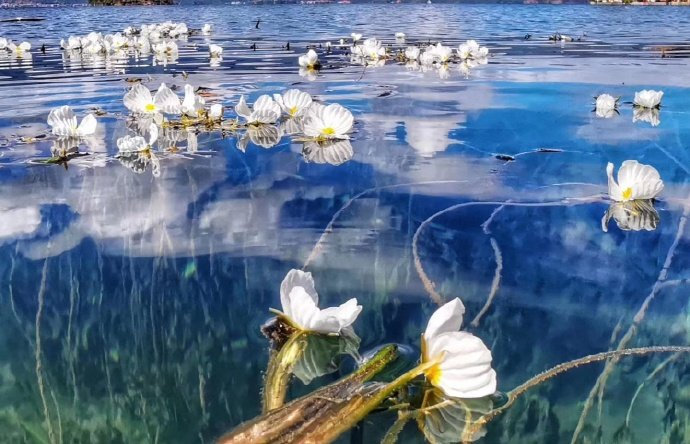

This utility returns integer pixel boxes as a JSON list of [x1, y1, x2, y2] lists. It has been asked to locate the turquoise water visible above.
[[2, 4, 690, 443]]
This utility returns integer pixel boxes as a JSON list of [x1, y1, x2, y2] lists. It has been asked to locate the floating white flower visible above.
[[9, 41, 31, 57], [633, 90, 663, 109], [405, 46, 420, 61], [395, 32, 406, 42], [0, 37, 8, 51], [606, 161, 664, 202], [602, 200, 659, 233], [278, 269, 362, 335], [209, 44, 223, 58], [429, 43, 452, 63], [123, 83, 181, 122], [421, 298, 497, 399], [274, 89, 313, 118], [352, 37, 386, 60], [209, 103, 223, 121], [202, 24, 213, 35], [234, 94, 281, 124], [60, 36, 82, 51], [419, 50, 436, 66], [47, 106, 97, 138], [302, 103, 354, 140], [351, 33, 362, 42], [152, 40, 178, 56], [298, 49, 319, 69], [457, 40, 488, 60], [595, 94, 618, 119], [181, 84, 206, 117]]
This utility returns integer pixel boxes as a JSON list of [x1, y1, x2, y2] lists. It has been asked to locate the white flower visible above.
[[352, 38, 386, 60], [395, 32, 406, 42], [61, 36, 82, 51], [351, 33, 362, 42], [302, 103, 354, 140], [181, 84, 206, 117], [273, 89, 313, 117], [279, 269, 361, 334], [0, 37, 8, 51], [325, 41, 332, 50], [595, 94, 618, 119], [209, 103, 223, 121], [209, 44, 223, 58], [202, 24, 213, 35], [606, 160, 664, 202], [117, 123, 158, 153], [123, 83, 181, 122], [633, 90, 663, 109], [422, 298, 497, 399], [47, 105, 97, 138], [420, 50, 436, 66], [9, 41, 31, 56], [234, 94, 281, 124], [457, 40, 488, 60], [153, 40, 178, 55], [298, 49, 319, 69], [405, 46, 420, 60], [429, 43, 452, 63]]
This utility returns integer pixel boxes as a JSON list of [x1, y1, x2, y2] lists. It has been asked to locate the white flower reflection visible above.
[[116, 123, 161, 177], [237, 124, 283, 152], [277, 269, 362, 335], [422, 298, 497, 399], [302, 139, 354, 166], [633, 106, 661, 127], [602, 199, 659, 233], [606, 160, 664, 202]]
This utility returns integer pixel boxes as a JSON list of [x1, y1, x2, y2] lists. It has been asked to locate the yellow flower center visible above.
[[425, 364, 443, 387], [622, 187, 633, 201], [321, 127, 335, 136], [289, 106, 298, 116], [145, 103, 156, 112]]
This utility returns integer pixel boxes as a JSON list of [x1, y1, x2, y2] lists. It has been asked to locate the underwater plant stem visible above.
[[466, 346, 690, 442], [303, 180, 471, 269], [471, 237, 503, 327], [624, 352, 680, 427], [35, 258, 56, 444], [412, 197, 603, 306], [570, 208, 688, 444], [262, 332, 309, 413], [381, 411, 415, 444]]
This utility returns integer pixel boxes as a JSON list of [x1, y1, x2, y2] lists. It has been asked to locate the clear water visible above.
[[1, 4, 690, 443]]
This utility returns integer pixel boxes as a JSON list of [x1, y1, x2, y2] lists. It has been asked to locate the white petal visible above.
[[123, 83, 152, 113], [153, 83, 181, 115], [424, 298, 465, 341], [234, 95, 251, 119], [280, 269, 318, 317], [319, 298, 362, 332], [606, 162, 622, 201], [77, 114, 97, 137]]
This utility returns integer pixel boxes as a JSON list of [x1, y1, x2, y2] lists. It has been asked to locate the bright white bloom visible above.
[[152, 40, 178, 56], [202, 24, 213, 35], [303, 103, 354, 140], [595, 94, 618, 119], [352, 37, 386, 60], [0, 37, 8, 51], [9, 41, 31, 56], [420, 50, 436, 66], [422, 298, 497, 399], [209, 44, 223, 58], [395, 32, 406, 41], [429, 43, 452, 63], [61, 36, 82, 51], [274, 89, 313, 117], [633, 90, 663, 109], [298, 49, 319, 69], [123, 83, 181, 120], [234, 94, 281, 124], [325, 41, 332, 50], [181, 84, 206, 117], [457, 40, 488, 60], [351, 33, 362, 42], [405, 46, 420, 60], [606, 161, 664, 202], [47, 106, 97, 138], [279, 269, 361, 334], [209, 103, 223, 121]]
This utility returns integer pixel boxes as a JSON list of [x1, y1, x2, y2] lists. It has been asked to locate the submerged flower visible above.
[[595, 94, 618, 118], [235, 94, 281, 124], [47, 105, 97, 138], [123, 83, 181, 121], [633, 90, 663, 109], [606, 160, 664, 202], [302, 103, 354, 140], [181, 84, 206, 117], [209, 44, 223, 58], [404, 46, 420, 60], [602, 199, 659, 233], [274, 89, 313, 117], [298, 49, 319, 69], [421, 298, 497, 399], [278, 269, 361, 334]]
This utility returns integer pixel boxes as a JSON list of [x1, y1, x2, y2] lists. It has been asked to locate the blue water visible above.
[[1, 4, 690, 443]]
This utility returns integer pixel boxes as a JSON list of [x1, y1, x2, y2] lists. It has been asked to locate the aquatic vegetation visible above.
[[235, 95, 282, 125], [275, 269, 362, 334], [123, 82, 181, 123], [302, 103, 354, 140], [273, 89, 313, 118], [594, 93, 619, 118], [404, 45, 421, 61], [606, 160, 664, 202], [351, 37, 386, 60], [181, 84, 206, 117], [350, 32, 362, 42], [209, 43, 223, 58], [202, 23, 213, 35], [457, 39, 489, 60], [633, 89, 663, 108], [298, 48, 319, 69], [47, 105, 97, 138]]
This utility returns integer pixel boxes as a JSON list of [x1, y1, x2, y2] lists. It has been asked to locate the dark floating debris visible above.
[[537, 148, 563, 153], [0, 18, 45, 23], [495, 154, 515, 162]]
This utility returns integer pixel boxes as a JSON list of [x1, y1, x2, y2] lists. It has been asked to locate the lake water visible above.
[[2, 3, 690, 443]]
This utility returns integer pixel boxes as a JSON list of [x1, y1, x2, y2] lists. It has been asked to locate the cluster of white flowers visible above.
[[594, 89, 663, 126], [0, 37, 31, 57], [123, 82, 223, 123], [351, 37, 387, 61]]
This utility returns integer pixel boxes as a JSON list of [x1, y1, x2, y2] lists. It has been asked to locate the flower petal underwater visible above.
[[422, 298, 497, 399], [278, 269, 362, 334], [606, 160, 664, 202]]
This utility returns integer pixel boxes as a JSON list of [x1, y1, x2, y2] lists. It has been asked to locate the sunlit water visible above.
[[2, 4, 690, 443]]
